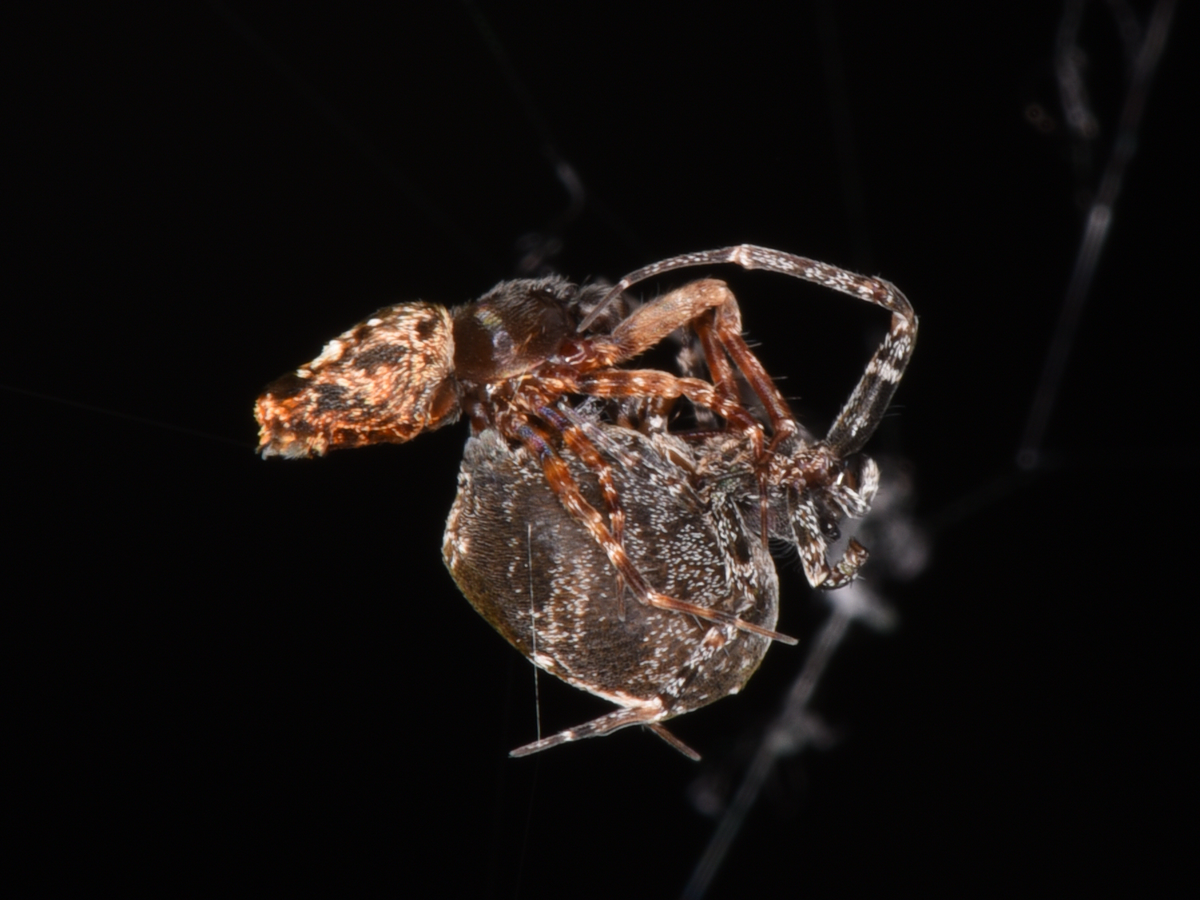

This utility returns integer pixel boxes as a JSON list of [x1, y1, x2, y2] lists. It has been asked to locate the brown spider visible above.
[[254, 245, 915, 650]]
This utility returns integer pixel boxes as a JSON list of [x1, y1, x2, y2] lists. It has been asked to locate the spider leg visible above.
[[647, 724, 702, 761], [535, 403, 628, 616], [823, 290, 916, 456], [535, 404, 625, 548], [594, 278, 738, 363], [509, 698, 699, 759], [690, 290, 803, 542], [586, 276, 798, 440], [792, 499, 871, 588], [690, 282, 797, 439], [514, 422, 797, 645], [565, 369, 766, 461], [673, 328, 720, 431], [556, 404, 703, 490], [577, 275, 819, 544], [586, 244, 917, 456]]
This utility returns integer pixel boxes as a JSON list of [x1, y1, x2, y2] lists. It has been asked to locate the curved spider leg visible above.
[[821, 282, 916, 457], [581, 257, 902, 552], [588, 244, 918, 456], [582, 275, 793, 441], [573, 279, 797, 545], [791, 500, 871, 588], [586, 246, 916, 597], [689, 281, 797, 441], [514, 422, 797, 645], [688, 308, 740, 410], [587, 278, 740, 364]]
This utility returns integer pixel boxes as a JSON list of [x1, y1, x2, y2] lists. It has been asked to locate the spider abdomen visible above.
[[444, 426, 777, 716]]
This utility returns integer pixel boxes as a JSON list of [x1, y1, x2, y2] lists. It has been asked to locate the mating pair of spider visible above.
[[255, 245, 916, 759]]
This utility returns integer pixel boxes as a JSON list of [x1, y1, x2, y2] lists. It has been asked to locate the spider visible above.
[[254, 245, 916, 654]]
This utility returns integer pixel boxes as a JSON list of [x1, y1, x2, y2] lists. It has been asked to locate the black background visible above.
[[9, 2, 1191, 895]]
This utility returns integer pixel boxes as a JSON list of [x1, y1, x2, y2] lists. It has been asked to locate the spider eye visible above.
[[819, 517, 841, 541]]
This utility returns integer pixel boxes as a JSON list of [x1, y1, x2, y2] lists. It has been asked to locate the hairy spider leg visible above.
[[589, 244, 918, 457], [535, 403, 626, 553], [535, 402, 629, 616], [509, 700, 695, 759], [688, 284, 803, 540]]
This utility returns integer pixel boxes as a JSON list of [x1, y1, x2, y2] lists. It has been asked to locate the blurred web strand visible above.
[[528, 524, 542, 744], [1017, 0, 1176, 470]]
